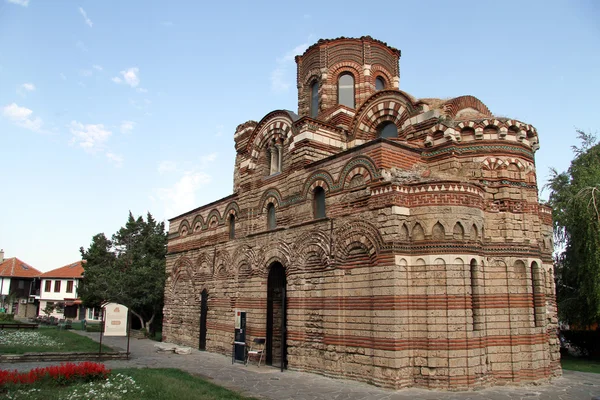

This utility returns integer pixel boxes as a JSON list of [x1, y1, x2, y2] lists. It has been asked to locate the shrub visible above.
[[85, 323, 102, 333], [0, 314, 15, 322], [561, 330, 600, 358]]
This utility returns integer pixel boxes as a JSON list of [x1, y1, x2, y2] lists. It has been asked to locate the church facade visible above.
[[162, 36, 560, 390]]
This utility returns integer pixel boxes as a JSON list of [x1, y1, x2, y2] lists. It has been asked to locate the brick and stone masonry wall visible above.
[[163, 36, 559, 390]]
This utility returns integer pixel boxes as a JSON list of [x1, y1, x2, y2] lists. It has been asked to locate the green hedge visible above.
[[0, 313, 15, 322], [562, 330, 600, 358], [86, 323, 103, 332]]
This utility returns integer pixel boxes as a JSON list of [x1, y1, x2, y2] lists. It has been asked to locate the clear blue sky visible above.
[[1, 0, 598, 271]]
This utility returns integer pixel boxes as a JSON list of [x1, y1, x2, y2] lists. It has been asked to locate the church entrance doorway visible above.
[[266, 262, 287, 370], [199, 289, 208, 350]]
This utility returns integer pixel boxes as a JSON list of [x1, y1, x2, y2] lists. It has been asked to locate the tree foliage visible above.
[[79, 212, 167, 331], [546, 130, 600, 327]]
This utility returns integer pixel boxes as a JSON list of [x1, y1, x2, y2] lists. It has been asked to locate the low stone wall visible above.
[[0, 351, 129, 363]]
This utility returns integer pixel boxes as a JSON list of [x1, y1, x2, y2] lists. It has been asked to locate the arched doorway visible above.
[[266, 262, 287, 370], [199, 289, 208, 350]]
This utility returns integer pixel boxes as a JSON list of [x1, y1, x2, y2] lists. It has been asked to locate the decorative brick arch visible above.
[[442, 95, 492, 119], [246, 111, 296, 166], [302, 70, 322, 87], [170, 256, 194, 296], [334, 219, 384, 264], [302, 170, 334, 198], [350, 90, 415, 140], [195, 252, 212, 281], [337, 155, 379, 188], [233, 244, 256, 279], [224, 201, 240, 219], [258, 188, 283, 212], [370, 64, 395, 89], [292, 229, 331, 273], [258, 241, 293, 278], [329, 62, 363, 86], [342, 166, 371, 189], [191, 214, 205, 233], [178, 219, 191, 237], [206, 209, 221, 229], [214, 249, 231, 279]]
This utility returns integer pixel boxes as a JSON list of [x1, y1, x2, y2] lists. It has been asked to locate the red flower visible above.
[[0, 362, 110, 387]]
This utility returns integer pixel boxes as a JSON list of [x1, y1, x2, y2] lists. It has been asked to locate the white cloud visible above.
[[92, 64, 103, 71], [157, 161, 177, 174], [112, 67, 140, 88], [60, 73, 67, 80], [68, 120, 111, 151], [156, 170, 212, 218], [21, 83, 35, 91], [106, 152, 123, 167], [136, 87, 148, 93], [80, 69, 93, 77], [271, 42, 308, 93], [75, 40, 88, 52], [16, 82, 35, 97], [3, 103, 32, 120], [120, 120, 135, 134], [200, 153, 217, 166], [2, 103, 44, 132], [77, 81, 86, 88], [78, 7, 93, 28], [6, 0, 29, 6]]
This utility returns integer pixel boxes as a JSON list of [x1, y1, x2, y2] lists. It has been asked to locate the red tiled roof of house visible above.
[[0, 257, 42, 278], [40, 260, 85, 279]]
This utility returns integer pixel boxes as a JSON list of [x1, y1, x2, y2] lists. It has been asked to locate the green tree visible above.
[[546, 130, 600, 327], [80, 212, 167, 332]]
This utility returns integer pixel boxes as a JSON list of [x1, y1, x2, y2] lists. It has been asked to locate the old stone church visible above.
[[162, 36, 560, 390]]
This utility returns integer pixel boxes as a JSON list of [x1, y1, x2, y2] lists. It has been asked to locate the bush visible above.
[[561, 330, 600, 358], [0, 314, 15, 322], [85, 323, 102, 333]]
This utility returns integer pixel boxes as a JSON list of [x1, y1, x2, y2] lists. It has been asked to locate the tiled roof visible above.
[[0, 257, 42, 278], [40, 261, 85, 279]]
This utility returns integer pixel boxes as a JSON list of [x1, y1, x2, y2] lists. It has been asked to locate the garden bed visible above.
[[0, 329, 112, 354], [2, 367, 258, 400]]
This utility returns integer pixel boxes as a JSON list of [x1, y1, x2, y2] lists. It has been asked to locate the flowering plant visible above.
[[0, 362, 110, 388]]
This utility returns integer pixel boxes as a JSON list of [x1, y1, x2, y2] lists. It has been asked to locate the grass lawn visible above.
[[3, 368, 259, 400], [0, 329, 112, 354], [561, 355, 600, 373]]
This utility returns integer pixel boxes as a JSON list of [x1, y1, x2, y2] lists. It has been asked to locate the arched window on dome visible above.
[[313, 186, 326, 219], [375, 76, 385, 91], [267, 203, 277, 230], [338, 73, 355, 108], [377, 121, 398, 138], [310, 81, 319, 118]]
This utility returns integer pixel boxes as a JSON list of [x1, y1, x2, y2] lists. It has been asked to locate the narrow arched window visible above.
[[375, 76, 385, 91], [267, 203, 276, 230], [228, 215, 235, 239], [313, 186, 326, 219], [377, 121, 398, 138], [338, 73, 355, 108], [310, 81, 319, 118]]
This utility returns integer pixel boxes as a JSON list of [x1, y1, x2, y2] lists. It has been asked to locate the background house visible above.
[[0, 249, 41, 318], [38, 261, 87, 320]]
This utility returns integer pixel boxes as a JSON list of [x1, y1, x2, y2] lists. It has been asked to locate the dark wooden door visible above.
[[199, 289, 208, 350], [266, 263, 287, 370]]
